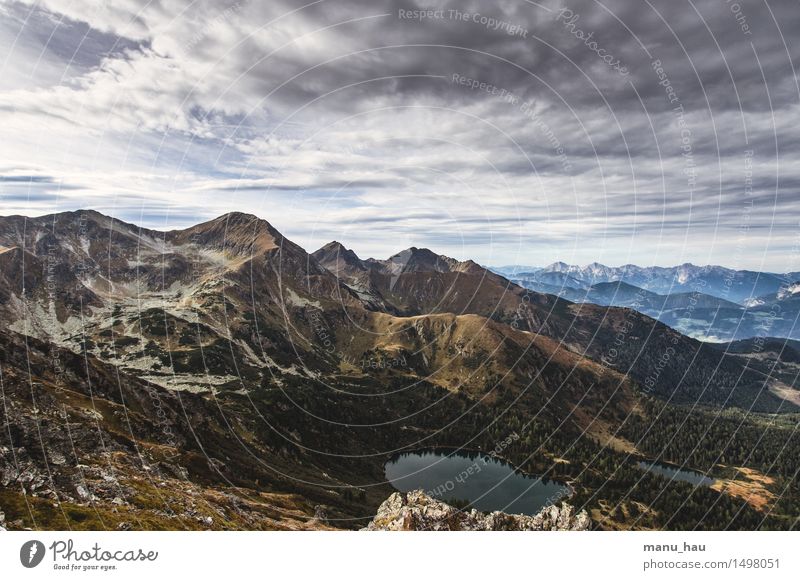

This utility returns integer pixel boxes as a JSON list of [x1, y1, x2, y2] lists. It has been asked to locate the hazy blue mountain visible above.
[[496, 261, 800, 306], [541, 262, 796, 304], [489, 265, 542, 277], [499, 266, 800, 341]]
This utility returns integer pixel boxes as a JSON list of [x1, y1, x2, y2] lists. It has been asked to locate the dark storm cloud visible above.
[[256, 0, 799, 113], [2, 0, 799, 269], [1, 0, 144, 78]]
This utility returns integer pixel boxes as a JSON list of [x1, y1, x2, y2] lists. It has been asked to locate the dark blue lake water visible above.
[[637, 460, 715, 486], [385, 450, 570, 516]]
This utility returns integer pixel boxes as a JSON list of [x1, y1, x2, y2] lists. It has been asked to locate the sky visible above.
[[0, 0, 799, 272]]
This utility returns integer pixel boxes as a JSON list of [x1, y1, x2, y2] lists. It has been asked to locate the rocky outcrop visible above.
[[362, 490, 591, 531]]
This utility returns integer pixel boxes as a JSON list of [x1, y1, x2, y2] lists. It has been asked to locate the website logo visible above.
[[20, 540, 46, 568]]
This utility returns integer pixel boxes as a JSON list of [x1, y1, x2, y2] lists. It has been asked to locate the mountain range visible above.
[[494, 263, 800, 342], [492, 262, 800, 303], [0, 210, 798, 531]]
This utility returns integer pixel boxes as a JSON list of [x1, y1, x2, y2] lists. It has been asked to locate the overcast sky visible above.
[[1, 0, 799, 271]]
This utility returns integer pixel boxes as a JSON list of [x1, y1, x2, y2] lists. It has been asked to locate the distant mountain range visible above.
[[492, 263, 800, 342], [0, 210, 798, 531]]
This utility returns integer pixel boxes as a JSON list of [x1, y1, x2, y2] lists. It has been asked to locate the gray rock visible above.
[[362, 490, 591, 531], [313, 505, 328, 522], [49, 451, 67, 466]]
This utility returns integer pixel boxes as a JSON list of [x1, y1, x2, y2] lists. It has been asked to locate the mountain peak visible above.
[[212, 211, 270, 226], [318, 240, 349, 252], [541, 261, 571, 273], [191, 211, 277, 231], [387, 247, 452, 272], [381, 247, 488, 275], [174, 212, 286, 257], [389, 246, 434, 259], [31, 208, 104, 220], [312, 240, 365, 273]]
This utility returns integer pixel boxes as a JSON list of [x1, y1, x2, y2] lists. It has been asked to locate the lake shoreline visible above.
[[385, 448, 575, 516]]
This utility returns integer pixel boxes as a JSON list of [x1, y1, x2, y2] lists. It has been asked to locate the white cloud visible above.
[[0, 0, 798, 270]]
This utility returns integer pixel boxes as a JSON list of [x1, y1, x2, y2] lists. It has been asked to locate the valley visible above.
[[498, 263, 800, 342], [0, 210, 798, 531]]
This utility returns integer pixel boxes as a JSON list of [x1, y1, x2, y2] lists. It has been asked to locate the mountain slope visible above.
[[2, 211, 793, 414], [2, 210, 798, 531], [315, 245, 792, 412], [0, 328, 340, 530]]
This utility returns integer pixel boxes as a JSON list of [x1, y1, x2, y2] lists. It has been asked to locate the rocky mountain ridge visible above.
[[1, 209, 798, 531], [362, 490, 590, 531]]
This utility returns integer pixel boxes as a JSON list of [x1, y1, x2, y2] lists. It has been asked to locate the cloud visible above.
[[0, 0, 798, 270]]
